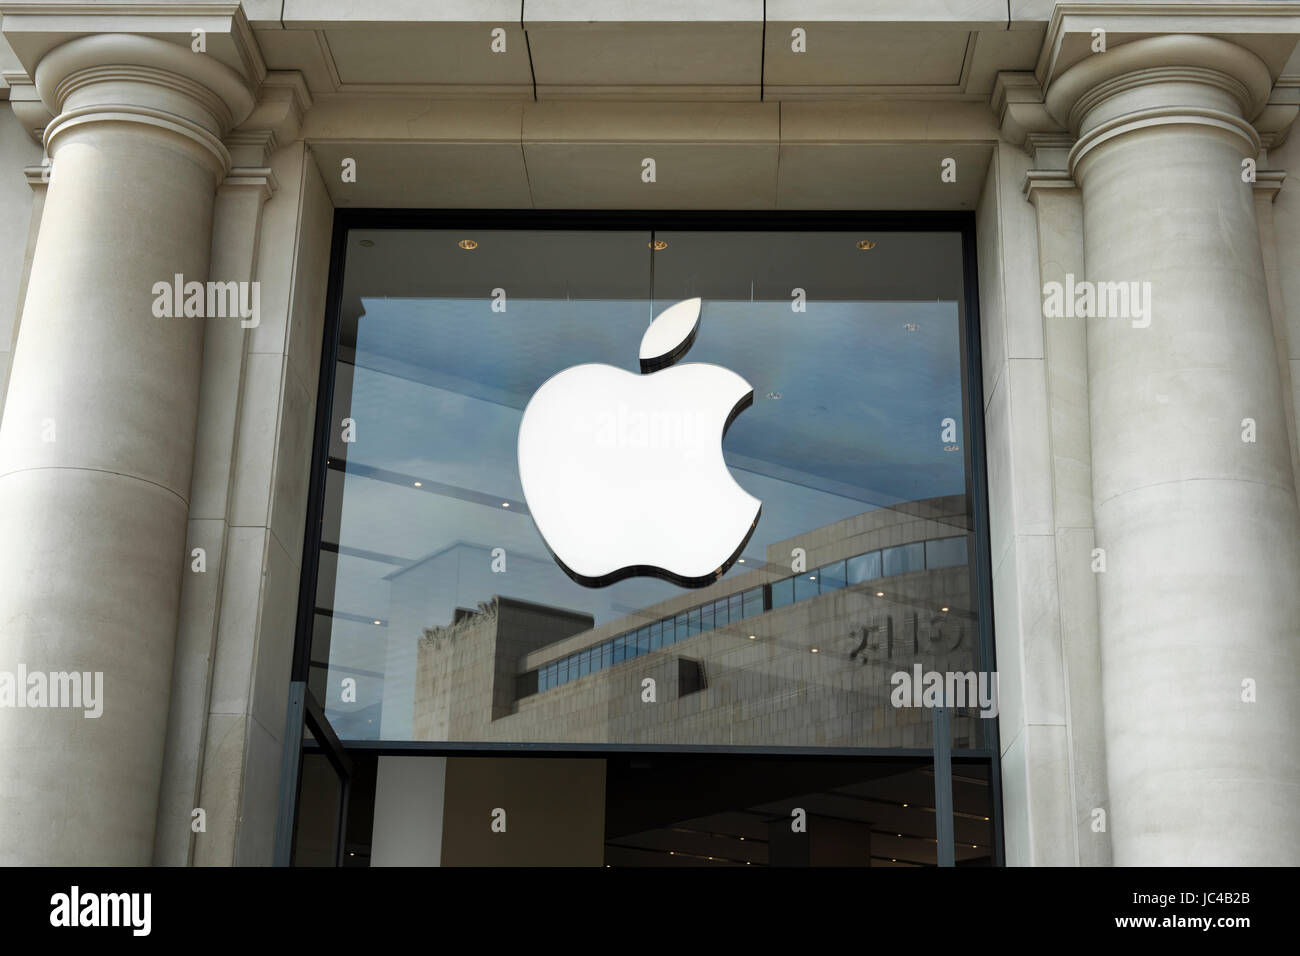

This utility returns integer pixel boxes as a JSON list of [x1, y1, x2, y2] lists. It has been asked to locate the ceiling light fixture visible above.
[[649, 240, 668, 250], [458, 239, 478, 250], [413, 481, 422, 488], [856, 240, 876, 251], [358, 239, 374, 248]]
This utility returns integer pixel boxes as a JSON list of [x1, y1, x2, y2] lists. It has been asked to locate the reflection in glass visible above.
[[310, 227, 987, 752]]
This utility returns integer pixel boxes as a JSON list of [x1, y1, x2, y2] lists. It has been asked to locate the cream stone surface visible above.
[[1062, 35, 1300, 865], [0, 32, 255, 865], [1, 2, 1298, 868], [0, 106, 39, 422]]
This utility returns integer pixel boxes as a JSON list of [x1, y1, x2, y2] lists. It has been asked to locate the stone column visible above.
[[0, 35, 253, 864], [1046, 36, 1300, 864]]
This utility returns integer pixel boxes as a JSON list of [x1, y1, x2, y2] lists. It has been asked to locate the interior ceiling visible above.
[[602, 756, 994, 866], [338, 228, 965, 323]]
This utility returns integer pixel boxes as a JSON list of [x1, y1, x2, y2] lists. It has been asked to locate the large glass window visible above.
[[302, 220, 992, 755]]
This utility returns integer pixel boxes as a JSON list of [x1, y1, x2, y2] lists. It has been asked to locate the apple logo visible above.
[[518, 298, 762, 588]]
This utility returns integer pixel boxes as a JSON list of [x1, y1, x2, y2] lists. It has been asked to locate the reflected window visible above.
[[848, 551, 882, 584], [819, 560, 847, 592], [883, 542, 926, 576], [926, 536, 968, 569]]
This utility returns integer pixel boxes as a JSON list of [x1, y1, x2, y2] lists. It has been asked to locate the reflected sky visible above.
[[318, 245, 968, 740]]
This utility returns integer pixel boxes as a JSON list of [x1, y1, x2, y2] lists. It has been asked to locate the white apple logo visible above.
[[518, 298, 762, 588]]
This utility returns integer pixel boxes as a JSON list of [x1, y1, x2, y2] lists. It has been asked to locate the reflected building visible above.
[[414, 495, 986, 749]]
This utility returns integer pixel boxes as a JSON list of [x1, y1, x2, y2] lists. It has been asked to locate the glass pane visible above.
[[819, 560, 846, 592], [313, 226, 988, 752], [926, 536, 968, 569], [293, 752, 341, 867], [847, 551, 882, 584], [883, 542, 926, 577]]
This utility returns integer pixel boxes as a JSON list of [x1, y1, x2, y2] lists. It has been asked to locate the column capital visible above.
[[31, 33, 256, 181], [1043, 35, 1275, 177]]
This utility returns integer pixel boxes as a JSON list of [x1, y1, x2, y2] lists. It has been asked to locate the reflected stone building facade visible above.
[[415, 497, 985, 749]]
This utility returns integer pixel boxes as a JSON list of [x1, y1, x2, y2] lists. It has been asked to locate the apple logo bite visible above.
[[517, 298, 762, 588]]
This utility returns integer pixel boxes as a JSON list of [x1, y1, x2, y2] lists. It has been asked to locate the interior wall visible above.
[[440, 756, 607, 866], [371, 755, 447, 866]]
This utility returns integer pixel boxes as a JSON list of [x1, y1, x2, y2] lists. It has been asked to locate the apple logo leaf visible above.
[[639, 297, 701, 373]]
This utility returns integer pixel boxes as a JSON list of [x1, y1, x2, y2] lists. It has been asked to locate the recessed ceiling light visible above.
[[458, 239, 478, 250], [811, 648, 819, 653], [856, 240, 876, 251], [809, 576, 816, 581], [373, 620, 382, 625], [358, 239, 374, 248], [737, 558, 745, 563], [413, 481, 422, 487], [501, 502, 510, 508], [649, 239, 668, 250], [748, 634, 756, 640], [941, 606, 949, 613], [902, 803, 908, 808], [765, 391, 782, 400], [876, 591, 885, 597], [904, 323, 918, 332]]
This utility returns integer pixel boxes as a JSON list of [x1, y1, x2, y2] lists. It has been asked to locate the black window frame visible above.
[[279, 209, 1003, 868]]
